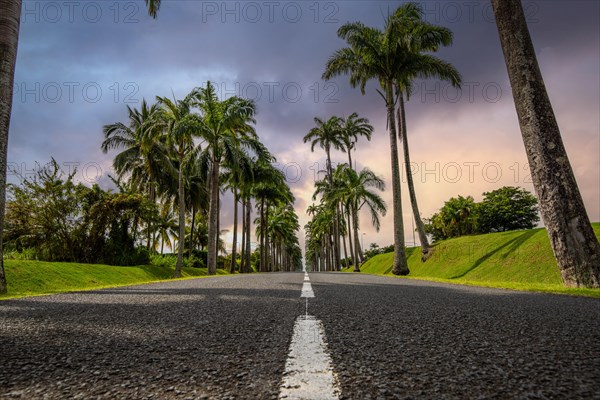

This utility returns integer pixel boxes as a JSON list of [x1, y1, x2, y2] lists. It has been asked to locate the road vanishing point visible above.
[[1, 272, 599, 399]]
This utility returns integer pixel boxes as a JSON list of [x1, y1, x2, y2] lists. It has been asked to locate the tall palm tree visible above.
[[102, 100, 172, 252], [492, 0, 600, 288], [340, 113, 373, 267], [341, 112, 373, 171], [155, 92, 202, 277], [312, 171, 351, 271], [389, 3, 462, 260], [334, 165, 387, 272], [324, 19, 410, 275], [155, 203, 178, 255], [191, 81, 261, 275], [222, 155, 254, 273], [253, 161, 291, 272], [0, 0, 22, 293], [268, 204, 301, 271], [305, 205, 333, 271], [102, 100, 172, 190], [182, 154, 209, 258], [303, 116, 345, 270]]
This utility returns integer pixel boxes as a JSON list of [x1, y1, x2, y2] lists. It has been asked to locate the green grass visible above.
[[0, 260, 230, 300], [347, 223, 600, 298]]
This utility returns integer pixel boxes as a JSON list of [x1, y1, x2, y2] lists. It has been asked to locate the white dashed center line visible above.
[[279, 273, 340, 399]]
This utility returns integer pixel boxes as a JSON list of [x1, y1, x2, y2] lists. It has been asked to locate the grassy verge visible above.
[[0, 260, 230, 300], [345, 223, 600, 298]]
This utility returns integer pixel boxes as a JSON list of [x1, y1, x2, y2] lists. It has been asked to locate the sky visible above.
[[8, 0, 600, 254]]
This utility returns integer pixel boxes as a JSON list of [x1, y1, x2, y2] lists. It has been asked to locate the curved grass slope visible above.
[[355, 223, 600, 297], [1, 261, 229, 299]]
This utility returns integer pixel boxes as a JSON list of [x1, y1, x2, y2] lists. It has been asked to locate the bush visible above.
[[185, 255, 205, 269], [150, 254, 177, 268], [192, 250, 208, 267], [3, 247, 39, 261]]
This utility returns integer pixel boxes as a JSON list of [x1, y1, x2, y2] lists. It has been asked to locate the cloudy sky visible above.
[[8, 0, 600, 253]]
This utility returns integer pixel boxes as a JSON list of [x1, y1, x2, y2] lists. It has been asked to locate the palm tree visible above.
[[155, 203, 178, 255], [341, 112, 373, 171], [253, 161, 291, 272], [102, 100, 172, 251], [305, 205, 335, 272], [269, 204, 301, 271], [303, 116, 345, 270], [0, 0, 23, 293], [191, 81, 261, 275], [312, 171, 350, 271], [340, 113, 373, 267], [324, 19, 410, 275], [492, 0, 600, 288], [182, 155, 209, 258], [155, 92, 202, 277], [389, 3, 462, 260], [334, 165, 387, 272], [222, 156, 254, 274], [102, 100, 168, 179]]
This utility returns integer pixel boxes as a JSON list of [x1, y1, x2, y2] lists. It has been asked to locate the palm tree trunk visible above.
[[217, 193, 220, 256], [346, 208, 355, 269], [207, 159, 220, 275], [240, 198, 246, 273], [273, 239, 278, 272], [230, 188, 238, 274], [353, 205, 362, 272], [492, 0, 600, 288], [265, 204, 271, 272], [175, 156, 185, 278], [386, 81, 409, 275], [259, 198, 266, 272], [0, 0, 22, 294], [340, 203, 348, 268], [325, 236, 330, 271], [146, 185, 155, 251], [347, 149, 354, 172], [245, 198, 251, 272], [397, 92, 431, 259], [325, 148, 341, 270], [189, 206, 196, 259]]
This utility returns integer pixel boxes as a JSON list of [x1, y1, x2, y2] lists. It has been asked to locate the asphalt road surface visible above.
[[1, 273, 599, 399]]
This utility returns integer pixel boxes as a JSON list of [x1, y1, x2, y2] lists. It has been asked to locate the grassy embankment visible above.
[[347, 223, 600, 298], [0, 260, 230, 300]]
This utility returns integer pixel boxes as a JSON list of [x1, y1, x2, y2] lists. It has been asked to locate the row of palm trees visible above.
[[303, 114, 387, 272], [101, 82, 302, 276], [322, 3, 462, 275], [306, 163, 387, 273]]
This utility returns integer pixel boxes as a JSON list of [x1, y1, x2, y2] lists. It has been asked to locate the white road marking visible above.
[[279, 273, 340, 399], [301, 282, 315, 298], [279, 316, 340, 399]]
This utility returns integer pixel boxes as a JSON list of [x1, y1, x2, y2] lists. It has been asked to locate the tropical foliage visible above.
[[3, 161, 155, 265], [4, 82, 303, 276], [424, 187, 539, 242]]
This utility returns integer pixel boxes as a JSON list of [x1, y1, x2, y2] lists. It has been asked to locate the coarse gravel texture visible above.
[[308, 273, 600, 400], [0, 273, 304, 399]]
